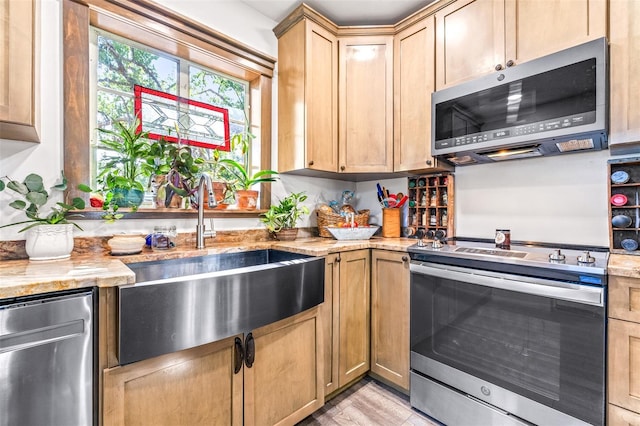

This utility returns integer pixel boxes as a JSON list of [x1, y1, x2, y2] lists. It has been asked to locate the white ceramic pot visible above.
[[107, 234, 146, 255], [25, 223, 74, 261]]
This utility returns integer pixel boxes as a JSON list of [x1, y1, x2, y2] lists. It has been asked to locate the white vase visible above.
[[25, 224, 74, 261]]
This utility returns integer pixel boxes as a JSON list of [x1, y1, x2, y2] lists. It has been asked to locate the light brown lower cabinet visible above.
[[321, 249, 371, 397], [608, 403, 640, 425], [370, 249, 410, 392], [103, 307, 323, 426], [609, 317, 640, 416]]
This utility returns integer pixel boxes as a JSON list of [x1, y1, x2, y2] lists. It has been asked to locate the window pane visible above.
[[97, 34, 178, 94]]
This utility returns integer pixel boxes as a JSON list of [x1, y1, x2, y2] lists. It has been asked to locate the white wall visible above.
[[0, 0, 615, 247]]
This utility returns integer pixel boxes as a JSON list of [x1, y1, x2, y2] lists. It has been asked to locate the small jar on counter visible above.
[[152, 225, 177, 250]]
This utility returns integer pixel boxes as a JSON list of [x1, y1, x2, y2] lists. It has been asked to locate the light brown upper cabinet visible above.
[[434, 0, 607, 90], [609, 0, 640, 153], [393, 16, 451, 173], [338, 35, 394, 173], [0, 0, 39, 142], [277, 17, 339, 173]]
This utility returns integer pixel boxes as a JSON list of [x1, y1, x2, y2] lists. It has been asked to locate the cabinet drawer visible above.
[[608, 403, 640, 425], [609, 276, 640, 323]]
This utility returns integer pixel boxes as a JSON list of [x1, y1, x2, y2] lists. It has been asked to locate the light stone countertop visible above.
[[0, 237, 420, 298], [608, 253, 640, 278]]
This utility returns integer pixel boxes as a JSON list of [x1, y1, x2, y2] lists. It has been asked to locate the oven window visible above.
[[410, 271, 605, 425]]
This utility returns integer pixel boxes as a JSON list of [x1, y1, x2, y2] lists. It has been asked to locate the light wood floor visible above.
[[297, 377, 441, 426]]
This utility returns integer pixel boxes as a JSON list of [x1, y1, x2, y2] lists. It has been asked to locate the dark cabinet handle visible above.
[[506, 59, 515, 67], [426, 159, 432, 166], [495, 63, 503, 71], [340, 165, 346, 171], [402, 256, 409, 262], [244, 333, 255, 368], [336, 256, 341, 263], [309, 160, 314, 166], [234, 337, 244, 374]]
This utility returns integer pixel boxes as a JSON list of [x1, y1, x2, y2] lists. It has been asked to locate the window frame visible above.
[[63, 0, 275, 219]]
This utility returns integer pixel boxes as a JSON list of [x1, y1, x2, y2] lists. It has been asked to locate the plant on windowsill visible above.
[[219, 158, 279, 210], [259, 191, 309, 241], [0, 171, 88, 260], [95, 115, 151, 211]]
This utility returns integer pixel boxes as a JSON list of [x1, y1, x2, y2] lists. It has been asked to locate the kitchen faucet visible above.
[[196, 174, 217, 248]]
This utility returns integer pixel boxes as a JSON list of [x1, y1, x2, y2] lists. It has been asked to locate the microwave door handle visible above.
[[410, 263, 604, 307]]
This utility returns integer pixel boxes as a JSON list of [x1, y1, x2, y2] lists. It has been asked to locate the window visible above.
[[91, 29, 251, 193], [63, 0, 275, 217]]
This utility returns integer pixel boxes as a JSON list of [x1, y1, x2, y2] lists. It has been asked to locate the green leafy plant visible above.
[[0, 172, 88, 232], [219, 158, 279, 191], [96, 115, 151, 209], [260, 191, 309, 232]]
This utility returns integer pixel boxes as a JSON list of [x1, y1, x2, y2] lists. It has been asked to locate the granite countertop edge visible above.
[[0, 237, 418, 298]]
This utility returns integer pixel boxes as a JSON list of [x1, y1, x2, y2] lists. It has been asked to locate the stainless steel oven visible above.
[[408, 241, 607, 426]]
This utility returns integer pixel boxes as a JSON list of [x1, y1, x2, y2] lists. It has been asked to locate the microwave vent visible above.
[[556, 138, 595, 152]]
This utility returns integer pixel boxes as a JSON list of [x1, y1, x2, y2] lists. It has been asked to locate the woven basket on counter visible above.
[[316, 209, 370, 237]]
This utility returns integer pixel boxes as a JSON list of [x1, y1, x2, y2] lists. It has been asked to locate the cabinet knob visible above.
[[340, 165, 346, 171], [308, 160, 314, 166], [495, 63, 503, 71], [336, 256, 341, 263], [506, 59, 515, 67], [425, 159, 432, 166], [402, 256, 409, 262]]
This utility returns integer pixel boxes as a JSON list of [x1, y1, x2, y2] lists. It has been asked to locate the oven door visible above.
[[410, 261, 605, 426]]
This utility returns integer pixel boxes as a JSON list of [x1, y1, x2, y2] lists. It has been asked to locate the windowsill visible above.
[[73, 207, 266, 220]]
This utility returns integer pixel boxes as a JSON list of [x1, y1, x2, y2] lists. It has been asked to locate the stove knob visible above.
[[577, 251, 595, 264], [432, 239, 443, 249], [549, 249, 566, 262]]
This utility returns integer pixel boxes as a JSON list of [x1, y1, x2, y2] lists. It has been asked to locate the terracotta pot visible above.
[[25, 224, 74, 261], [273, 228, 298, 241], [236, 189, 259, 210]]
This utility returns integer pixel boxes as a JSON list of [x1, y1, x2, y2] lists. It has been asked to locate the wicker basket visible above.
[[316, 209, 370, 237]]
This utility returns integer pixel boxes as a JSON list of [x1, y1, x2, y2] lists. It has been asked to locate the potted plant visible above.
[[219, 158, 278, 210], [0, 172, 88, 260], [260, 191, 309, 240], [96, 115, 151, 210]]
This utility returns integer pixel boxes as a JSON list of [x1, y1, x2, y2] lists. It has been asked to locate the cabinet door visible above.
[[394, 16, 442, 173], [608, 403, 640, 425], [370, 250, 410, 392], [609, 319, 640, 415], [244, 307, 323, 426], [435, 0, 506, 89], [321, 253, 340, 396], [278, 19, 338, 173], [505, 0, 607, 66], [609, 0, 640, 150], [103, 336, 243, 426], [0, 0, 39, 142], [339, 36, 393, 173], [338, 249, 371, 386]]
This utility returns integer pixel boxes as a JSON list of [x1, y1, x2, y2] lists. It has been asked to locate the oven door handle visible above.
[[410, 262, 604, 307]]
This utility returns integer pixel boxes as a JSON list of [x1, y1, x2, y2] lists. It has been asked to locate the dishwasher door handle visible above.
[[0, 319, 85, 354]]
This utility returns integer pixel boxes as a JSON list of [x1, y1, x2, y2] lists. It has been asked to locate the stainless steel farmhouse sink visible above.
[[119, 250, 324, 364]]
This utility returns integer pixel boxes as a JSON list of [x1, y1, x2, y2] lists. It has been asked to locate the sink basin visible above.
[[118, 250, 324, 364]]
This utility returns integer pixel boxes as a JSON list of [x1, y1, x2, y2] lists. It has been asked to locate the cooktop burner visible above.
[[408, 239, 608, 284]]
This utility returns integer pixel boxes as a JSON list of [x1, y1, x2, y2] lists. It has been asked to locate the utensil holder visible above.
[[382, 208, 400, 238]]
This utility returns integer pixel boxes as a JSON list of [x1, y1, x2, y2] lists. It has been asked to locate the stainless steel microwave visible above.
[[431, 37, 608, 165]]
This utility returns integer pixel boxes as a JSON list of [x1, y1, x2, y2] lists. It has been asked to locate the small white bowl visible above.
[[108, 234, 146, 255], [325, 226, 379, 240]]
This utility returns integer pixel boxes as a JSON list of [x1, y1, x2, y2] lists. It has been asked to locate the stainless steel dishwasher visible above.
[[0, 288, 95, 426]]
